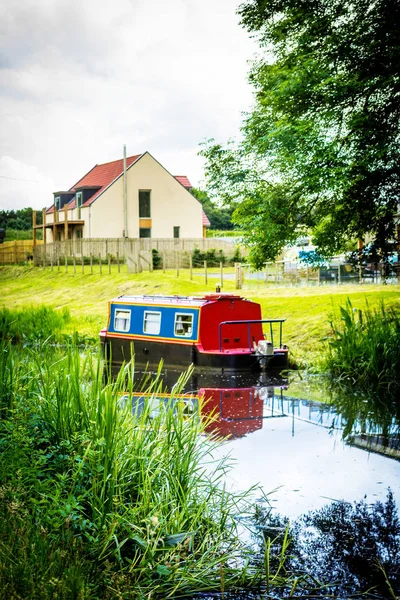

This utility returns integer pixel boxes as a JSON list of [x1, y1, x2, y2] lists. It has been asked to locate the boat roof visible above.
[[112, 294, 245, 307]]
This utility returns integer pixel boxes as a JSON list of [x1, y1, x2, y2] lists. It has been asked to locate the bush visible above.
[[192, 248, 228, 267], [152, 249, 162, 269]]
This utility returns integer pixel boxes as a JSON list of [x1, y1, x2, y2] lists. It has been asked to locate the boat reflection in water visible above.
[[126, 369, 288, 440], [124, 367, 400, 458]]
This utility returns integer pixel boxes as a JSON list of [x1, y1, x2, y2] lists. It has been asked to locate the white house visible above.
[[40, 151, 210, 242]]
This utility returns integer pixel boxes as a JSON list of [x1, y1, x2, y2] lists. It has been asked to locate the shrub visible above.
[[152, 248, 162, 269]]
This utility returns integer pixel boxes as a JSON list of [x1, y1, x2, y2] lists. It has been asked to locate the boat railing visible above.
[[218, 319, 286, 352]]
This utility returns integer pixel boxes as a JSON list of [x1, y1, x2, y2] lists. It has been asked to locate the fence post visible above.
[[359, 265, 363, 284], [90, 253, 93, 275], [204, 260, 207, 285], [81, 255, 84, 274], [50, 255, 53, 271], [235, 263, 242, 289], [176, 251, 179, 277], [65, 255, 68, 273], [338, 265, 341, 285], [189, 254, 193, 280], [57, 256, 60, 272], [99, 253, 102, 275], [73, 254, 76, 274], [117, 252, 120, 273], [163, 251, 166, 274], [220, 261, 223, 288], [108, 254, 111, 274], [318, 267, 321, 286], [306, 266, 309, 286]]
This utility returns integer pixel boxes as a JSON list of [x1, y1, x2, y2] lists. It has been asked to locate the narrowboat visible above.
[[100, 293, 288, 372]]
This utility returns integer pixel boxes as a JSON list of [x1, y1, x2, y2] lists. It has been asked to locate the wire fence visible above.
[[242, 260, 400, 288]]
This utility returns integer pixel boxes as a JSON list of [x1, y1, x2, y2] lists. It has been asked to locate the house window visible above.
[[55, 197, 60, 211], [139, 190, 151, 218], [76, 229, 83, 239], [174, 313, 193, 337], [143, 311, 161, 335], [114, 309, 131, 332], [139, 228, 151, 238], [173, 226, 180, 238], [76, 192, 83, 219]]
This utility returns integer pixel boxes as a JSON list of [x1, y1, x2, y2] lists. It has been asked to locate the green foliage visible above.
[[201, 0, 400, 268], [3, 228, 43, 241], [0, 306, 70, 343], [324, 299, 400, 390], [152, 248, 162, 269], [191, 187, 235, 230], [0, 207, 42, 231], [0, 333, 259, 598], [191, 247, 228, 267]]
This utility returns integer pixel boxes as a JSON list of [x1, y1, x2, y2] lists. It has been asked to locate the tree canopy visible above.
[[201, 0, 400, 268], [0, 207, 40, 230], [191, 187, 235, 230]]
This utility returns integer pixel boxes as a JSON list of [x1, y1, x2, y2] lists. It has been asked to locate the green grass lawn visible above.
[[1, 265, 399, 365]]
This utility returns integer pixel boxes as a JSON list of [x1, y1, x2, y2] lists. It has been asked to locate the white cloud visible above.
[[0, 0, 257, 210]]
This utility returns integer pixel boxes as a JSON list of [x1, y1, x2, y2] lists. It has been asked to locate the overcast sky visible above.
[[0, 0, 257, 211]]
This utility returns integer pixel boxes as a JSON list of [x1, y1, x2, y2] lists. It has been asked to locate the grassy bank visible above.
[[1, 265, 399, 365]]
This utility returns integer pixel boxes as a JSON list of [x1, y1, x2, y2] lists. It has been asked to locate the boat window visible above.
[[143, 311, 161, 335], [174, 313, 193, 337], [114, 309, 131, 332]]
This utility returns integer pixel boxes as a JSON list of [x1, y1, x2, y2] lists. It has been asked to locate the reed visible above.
[[324, 299, 400, 389], [0, 338, 258, 598]]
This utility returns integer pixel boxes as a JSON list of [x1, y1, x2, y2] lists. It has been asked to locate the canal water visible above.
[[132, 368, 400, 598], [139, 368, 400, 518]]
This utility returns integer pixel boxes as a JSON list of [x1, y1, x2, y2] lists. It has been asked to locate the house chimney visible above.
[[123, 145, 128, 238]]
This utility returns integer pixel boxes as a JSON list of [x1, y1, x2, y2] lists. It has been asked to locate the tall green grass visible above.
[[0, 305, 70, 343], [0, 338, 261, 598], [324, 299, 400, 389]]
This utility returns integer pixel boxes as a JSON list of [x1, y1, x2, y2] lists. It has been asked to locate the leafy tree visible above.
[[201, 0, 400, 268], [0, 207, 40, 230], [190, 187, 236, 230]]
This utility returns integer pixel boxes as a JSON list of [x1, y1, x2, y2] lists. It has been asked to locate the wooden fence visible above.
[[31, 238, 240, 271], [0, 240, 43, 265]]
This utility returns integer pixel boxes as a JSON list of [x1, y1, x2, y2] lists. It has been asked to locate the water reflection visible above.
[[129, 367, 400, 457], [123, 366, 400, 515]]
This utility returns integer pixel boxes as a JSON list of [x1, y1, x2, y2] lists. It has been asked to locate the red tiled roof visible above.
[[174, 175, 192, 188], [71, 154, 142, 206], [202, 210, 211, 227], [47, 155, 199, 215]]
